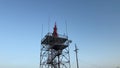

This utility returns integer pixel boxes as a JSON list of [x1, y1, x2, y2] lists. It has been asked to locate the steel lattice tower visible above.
[[40, 23, 72, 68]]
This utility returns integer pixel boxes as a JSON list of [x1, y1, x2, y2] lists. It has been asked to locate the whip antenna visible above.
[[65, 20, 68, 36]]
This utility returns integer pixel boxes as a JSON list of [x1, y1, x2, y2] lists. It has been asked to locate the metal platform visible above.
[[41, 33, 68, 44], [41, 33, 68, 50], [52, 44, 68, 50]]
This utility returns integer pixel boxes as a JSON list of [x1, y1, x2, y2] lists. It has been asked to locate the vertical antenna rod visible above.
[[48, 17, 50, 32], [41, 24, 43, 39], [65, 20, 68, 36], [74, 44, 79, 68]]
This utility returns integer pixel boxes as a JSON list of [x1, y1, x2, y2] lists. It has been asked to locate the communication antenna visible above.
[[41, 24, 43, 40], [48, 17, 50, 32], [74, 44, 79, 68], [65, 20, 68, 36]]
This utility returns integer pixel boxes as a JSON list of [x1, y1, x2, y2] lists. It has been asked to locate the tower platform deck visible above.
[[41, 33, 68, 45], [41, 33, 68, 50]]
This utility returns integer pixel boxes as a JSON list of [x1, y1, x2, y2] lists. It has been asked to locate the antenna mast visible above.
[[65, 20, 68, 36], [48, 17, 50, 32], [74, 44, 79, 68]]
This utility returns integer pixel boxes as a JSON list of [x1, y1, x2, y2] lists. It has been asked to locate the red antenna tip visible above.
[[53, 22, 58, 37]]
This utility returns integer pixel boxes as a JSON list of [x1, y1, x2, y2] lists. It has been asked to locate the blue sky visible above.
[[0, 0, 120, 68]]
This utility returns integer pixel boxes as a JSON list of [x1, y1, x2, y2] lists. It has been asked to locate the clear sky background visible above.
[[0, 0, 120, 68]]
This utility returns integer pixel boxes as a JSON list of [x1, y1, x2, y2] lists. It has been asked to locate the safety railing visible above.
[[41, 32, 68, 44]]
